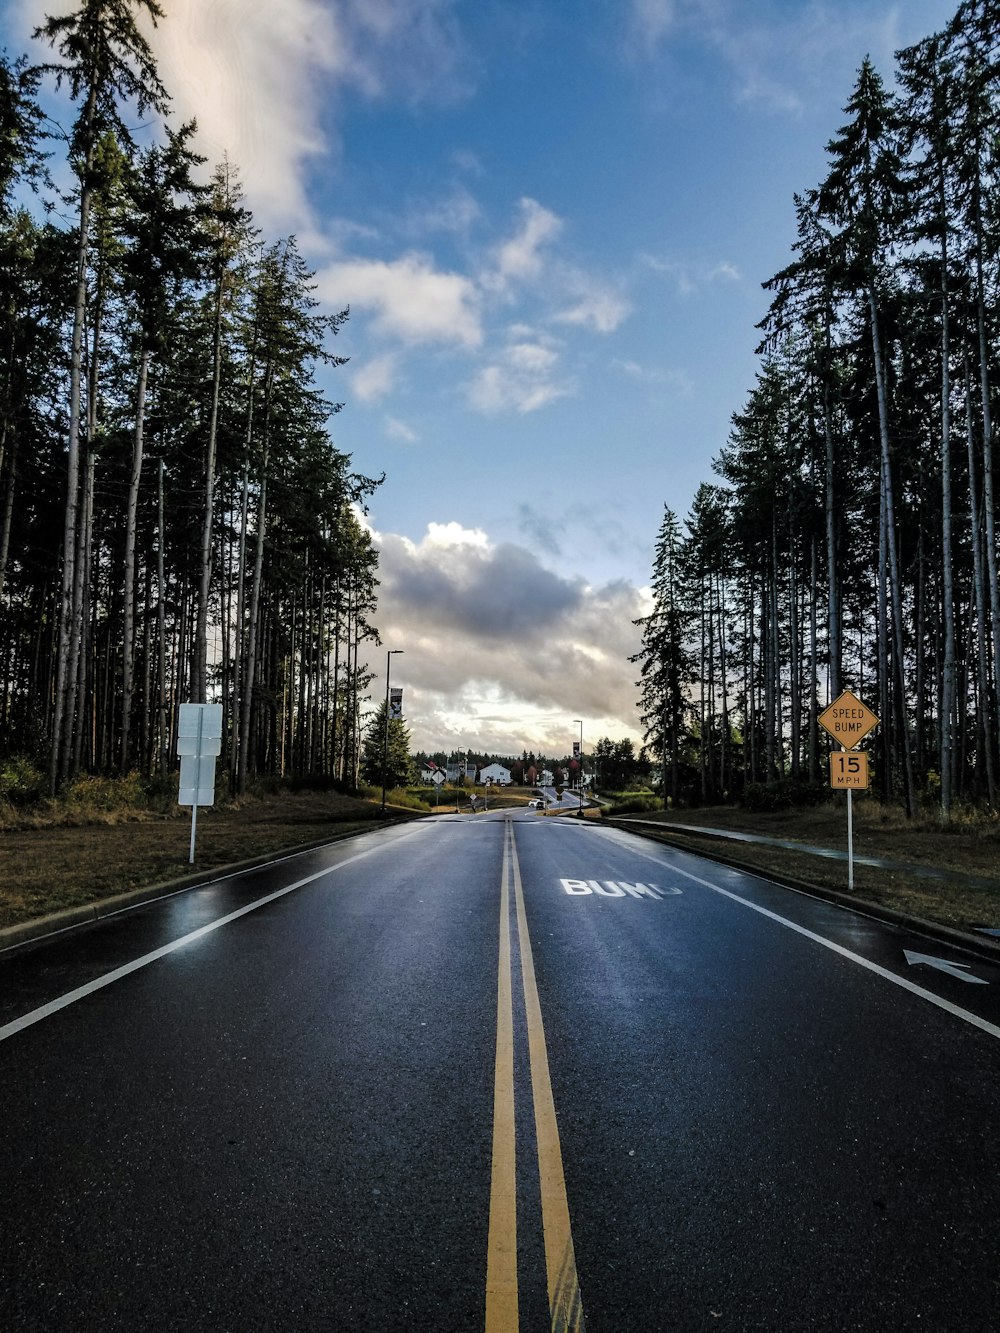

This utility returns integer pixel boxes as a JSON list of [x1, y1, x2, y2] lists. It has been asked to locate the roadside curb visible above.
[[0, 819, 412, 954], [605, 817, 1000, 966]]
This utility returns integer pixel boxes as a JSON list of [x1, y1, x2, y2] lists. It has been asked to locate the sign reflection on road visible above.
[[560, 879, 682, 899]]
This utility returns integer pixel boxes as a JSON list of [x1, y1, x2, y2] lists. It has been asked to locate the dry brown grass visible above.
[[615, 798, 1000, 932], [0, 788, 415, 931]]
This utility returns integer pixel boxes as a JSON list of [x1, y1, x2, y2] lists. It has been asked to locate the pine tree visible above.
[[35, 0, 169, 791], [360, 699, 412, 791], [632, 505, 695, 806]]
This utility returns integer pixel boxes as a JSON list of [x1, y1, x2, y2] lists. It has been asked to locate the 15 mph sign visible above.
[[829, 750, 870, 790]]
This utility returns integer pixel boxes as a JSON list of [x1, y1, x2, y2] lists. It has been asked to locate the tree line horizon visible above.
[[634, 0, 1000, 819]]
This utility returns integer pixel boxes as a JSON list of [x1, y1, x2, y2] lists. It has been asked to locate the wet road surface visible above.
[[2, 813, 999, 1330]]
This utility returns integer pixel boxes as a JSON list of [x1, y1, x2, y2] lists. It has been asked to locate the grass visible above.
[[612, 797, 1000, 933], [0, 785, 419, 931]]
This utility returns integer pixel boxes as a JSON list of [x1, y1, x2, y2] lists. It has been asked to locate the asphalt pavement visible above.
[[3, 813, 999, 1330]]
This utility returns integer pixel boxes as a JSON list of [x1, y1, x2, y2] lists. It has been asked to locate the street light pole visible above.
[[381, 649, 403, 814], [574, 718, 584, 818]]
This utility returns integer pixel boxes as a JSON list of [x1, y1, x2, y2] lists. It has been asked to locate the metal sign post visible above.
[[819, 690, 878, 892], [177, 703, 223, 864]]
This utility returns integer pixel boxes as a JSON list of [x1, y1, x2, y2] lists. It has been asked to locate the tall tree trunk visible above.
[[938, 172, 956, 820], [191, 276, 224, 702], [966, 353, 996, 805], [237, 372, 273, 794], [0, 423, 17, 600], [869, 285, 916, 815], [121, 347, 148, 772], [49, 90, 97, 793], [156, 459, 168, 774]]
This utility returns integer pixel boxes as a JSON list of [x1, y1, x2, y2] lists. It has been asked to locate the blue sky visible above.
[[8, 0, 957, 757]]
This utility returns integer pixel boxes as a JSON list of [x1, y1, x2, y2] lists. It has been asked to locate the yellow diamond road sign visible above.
[[818, 689, 879, 749]]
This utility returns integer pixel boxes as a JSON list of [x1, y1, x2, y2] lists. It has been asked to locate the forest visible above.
[[634, 0, 1000, 819], [0, 2, 382, 798]]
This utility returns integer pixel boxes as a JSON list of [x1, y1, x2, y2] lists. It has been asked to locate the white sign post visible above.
[[177, 703, 223, 864]]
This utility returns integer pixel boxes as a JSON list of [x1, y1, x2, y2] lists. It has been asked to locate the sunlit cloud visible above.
[[317, 252, 483, 347], [554, 283, 631, 334], [10, 0, 471, 240], [368, 520, 645, 752]]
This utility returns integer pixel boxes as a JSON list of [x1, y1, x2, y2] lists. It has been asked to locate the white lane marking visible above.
[[584, 825, 1000, 1041], [559, 879, 682, 899], [666, 862, 1000, 1041], [0, 841, 392, 1044]]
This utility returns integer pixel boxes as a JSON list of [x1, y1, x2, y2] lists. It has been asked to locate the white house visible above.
[[479, 763, 512, 786]]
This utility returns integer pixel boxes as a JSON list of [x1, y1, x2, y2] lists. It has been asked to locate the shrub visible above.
[[0, 755, 46, 806], [384, 787, 428, 812], [64, 771, 148, 812], [607, 794, 662, 816], [741, 777, 830, 813]]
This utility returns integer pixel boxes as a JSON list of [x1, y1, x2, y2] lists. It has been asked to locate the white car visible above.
[[527, 798, 545, 809]]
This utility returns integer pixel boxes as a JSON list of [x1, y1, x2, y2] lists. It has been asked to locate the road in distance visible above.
[[2, 813, 999, 1330]]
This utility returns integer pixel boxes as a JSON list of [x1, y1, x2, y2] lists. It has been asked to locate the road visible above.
[[3, 811, 1000, 1331]]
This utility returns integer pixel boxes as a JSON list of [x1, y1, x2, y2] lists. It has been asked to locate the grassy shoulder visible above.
[[0, 779, 548, 931], [609, 796, 1000, 933], [0, 783, 425, 931]]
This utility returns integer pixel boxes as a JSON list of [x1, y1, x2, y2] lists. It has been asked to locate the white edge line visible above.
[[592, 825, 1000, 1042], [0, 842, 387, 1044]]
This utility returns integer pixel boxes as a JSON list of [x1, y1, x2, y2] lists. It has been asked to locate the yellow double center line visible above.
[[486, 820, 586, 1332]]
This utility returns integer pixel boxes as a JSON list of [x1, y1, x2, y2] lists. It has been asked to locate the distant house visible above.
[[539, 769, 555, 786], [479, 763, 512, 786], [446, 762, 476, 784], [420, 761, 443, 784]]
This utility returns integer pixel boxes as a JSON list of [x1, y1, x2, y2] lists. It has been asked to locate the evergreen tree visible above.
[[360, 699, 413, 791]]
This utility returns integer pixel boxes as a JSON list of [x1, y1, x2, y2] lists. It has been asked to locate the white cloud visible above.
[[489, 197, 564, 289], [368, 520, 645, 752], [423, 521, 491, 550], [353, 353, 398, 402], [640, 253, 741, 295], [386, 416, 419, 443], [467, 336, 571, 415], [554, 286, 631, 334], [139, 0, 347, 235], [613, 359, 694, 394], [317, 252, 482, 347], [5, 0, 470, 239]]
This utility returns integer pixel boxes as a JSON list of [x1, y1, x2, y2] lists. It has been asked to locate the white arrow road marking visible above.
[[903, 951, 989, 985]]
